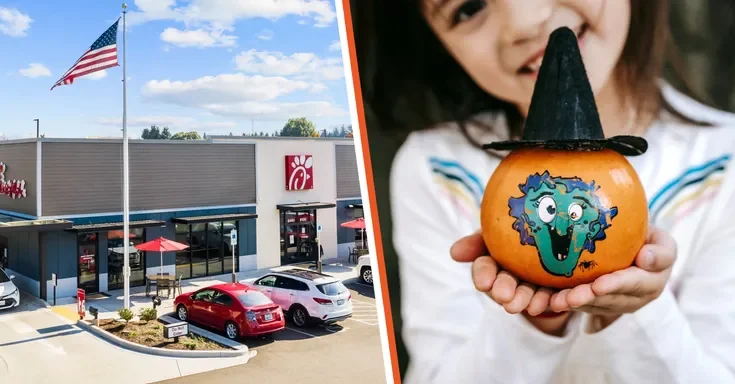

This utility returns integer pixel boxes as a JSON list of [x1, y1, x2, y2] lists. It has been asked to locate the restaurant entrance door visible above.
[[280, 209, 318, 265], [77, 233, 99, 294]]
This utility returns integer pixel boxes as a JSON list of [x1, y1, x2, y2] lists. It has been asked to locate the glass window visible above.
[[175, 224, 191, 279], [213, 292, 234, 306], [256, 275, 277, 287], [316, 282, 348, 296], [206, 222, 223, 276], [107, 228, 145, 290], [190, 225, 207, 278], [0, 269, 10, 283], [223, 221, 237, 274], [237, 291, 272, 307], [192, 289, 215, 302]]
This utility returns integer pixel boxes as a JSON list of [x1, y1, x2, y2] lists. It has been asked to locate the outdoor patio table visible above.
[[145, 274, 177, 297]]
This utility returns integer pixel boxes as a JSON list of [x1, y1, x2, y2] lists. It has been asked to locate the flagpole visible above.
[[121, 3, 131, 310]]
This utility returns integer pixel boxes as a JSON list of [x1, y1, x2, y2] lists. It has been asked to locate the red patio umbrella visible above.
[[340, 218, 365, 229], [135, 237, 189, 275], [341, 218, 367, 248]]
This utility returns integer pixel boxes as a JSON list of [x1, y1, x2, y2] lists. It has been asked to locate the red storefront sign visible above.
[[285, 155, 313, 191], [0, 162, 27, 199], [286, 212, 314, 223]]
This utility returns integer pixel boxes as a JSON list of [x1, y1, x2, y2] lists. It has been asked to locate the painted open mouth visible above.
[[547, 224, 572, 261]]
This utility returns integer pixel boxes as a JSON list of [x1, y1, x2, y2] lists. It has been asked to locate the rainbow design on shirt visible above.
[[649, 154, 731, 226], [428, 157, 485, 219]]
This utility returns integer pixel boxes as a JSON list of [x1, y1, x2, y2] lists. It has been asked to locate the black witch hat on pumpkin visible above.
[[483, 27, 648, 156]]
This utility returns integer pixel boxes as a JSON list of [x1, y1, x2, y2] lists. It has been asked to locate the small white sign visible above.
[[51, 273, 57, 287], [317, 224, 322, 232], [164, 322, 189, 338], [230, 229, 237, 246]]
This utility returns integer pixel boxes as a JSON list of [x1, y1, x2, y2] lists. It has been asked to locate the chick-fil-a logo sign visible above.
[[285, 155, 313, 191], [0, 162, 27, 199]]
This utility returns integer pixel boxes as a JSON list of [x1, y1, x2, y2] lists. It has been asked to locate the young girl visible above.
[[363, 0, 735, 382]]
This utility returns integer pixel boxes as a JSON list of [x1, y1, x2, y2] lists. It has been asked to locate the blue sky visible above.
[[0, 0, 350, 139]]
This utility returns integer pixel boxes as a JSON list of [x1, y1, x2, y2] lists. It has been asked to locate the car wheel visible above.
[[290, 305, 309, 328], [361, 266, 373, 285], [225, 321, 239, 340], [177, 305, 188, 321]]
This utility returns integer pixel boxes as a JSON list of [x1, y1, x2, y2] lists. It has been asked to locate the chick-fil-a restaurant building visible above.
[[0, 136, 363, 303]]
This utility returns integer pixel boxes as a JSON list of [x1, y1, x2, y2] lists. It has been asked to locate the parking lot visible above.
[[155, 280, 387, 384]]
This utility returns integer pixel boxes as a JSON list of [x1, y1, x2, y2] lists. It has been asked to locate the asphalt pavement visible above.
[[154, 281, 388, 384]]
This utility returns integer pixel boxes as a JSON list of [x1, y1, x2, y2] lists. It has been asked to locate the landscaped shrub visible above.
[[139, 307, 158, 322], [118, 308, 134, 322]]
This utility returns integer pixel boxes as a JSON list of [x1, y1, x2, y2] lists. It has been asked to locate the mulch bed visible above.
[[96, 319, 230, 351]]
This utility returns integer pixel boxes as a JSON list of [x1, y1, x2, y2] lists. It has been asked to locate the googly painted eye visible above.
[[568, 203, 583, 222], [537, 196, 556, 223]]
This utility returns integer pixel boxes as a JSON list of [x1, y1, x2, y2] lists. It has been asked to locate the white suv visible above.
[[246, 268, 352, 328], [356, 254, 372, 285]]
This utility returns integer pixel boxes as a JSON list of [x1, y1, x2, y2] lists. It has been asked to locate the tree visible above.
[[141, 125, 171, 140], [170, 131, 202, 140], [345, 131, 354, 138], [280, 117, 317, 137], [310, 130, 321, 137]]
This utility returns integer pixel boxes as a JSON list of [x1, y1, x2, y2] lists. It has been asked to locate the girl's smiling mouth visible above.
[[518, 24, 589, 76]]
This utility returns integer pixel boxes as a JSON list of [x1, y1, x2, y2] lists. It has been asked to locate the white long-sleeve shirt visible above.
[[390, 83, 735, 384]]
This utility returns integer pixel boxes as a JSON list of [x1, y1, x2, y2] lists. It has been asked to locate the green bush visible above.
[[118, 308, 134, 322], [139, 307, 158, 322]]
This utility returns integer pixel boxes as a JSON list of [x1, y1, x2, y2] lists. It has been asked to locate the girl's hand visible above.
[[451, 226, 677, 333], [548, 225, 677, 329], [450, 231, 564, 322]]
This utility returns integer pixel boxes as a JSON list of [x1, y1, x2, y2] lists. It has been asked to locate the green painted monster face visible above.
[[508, 172, 618, 277]]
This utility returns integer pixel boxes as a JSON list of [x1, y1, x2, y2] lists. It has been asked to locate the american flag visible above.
[[51, 18, 120, 91]]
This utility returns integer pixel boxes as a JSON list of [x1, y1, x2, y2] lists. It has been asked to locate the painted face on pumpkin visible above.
[[508, 171, 618, 277]]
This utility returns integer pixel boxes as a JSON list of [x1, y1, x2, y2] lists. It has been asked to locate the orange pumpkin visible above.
[[479, 27, 650, 289], [480, 148, 648, 289]]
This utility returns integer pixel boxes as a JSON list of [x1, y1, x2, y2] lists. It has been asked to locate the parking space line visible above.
[[351, 299, 375, 305], [284, 326, 319, 338], [349, 318, 379, 326], [323, 326, 349, 334]]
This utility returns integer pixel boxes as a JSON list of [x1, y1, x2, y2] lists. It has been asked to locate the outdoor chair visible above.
[[156, 279, 171, 298], [175, 275, 183, 297]]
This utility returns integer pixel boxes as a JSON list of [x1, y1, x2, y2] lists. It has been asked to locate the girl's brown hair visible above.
[[354, 0, 710, 150]]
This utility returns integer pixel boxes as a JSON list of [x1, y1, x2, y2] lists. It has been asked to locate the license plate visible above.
[[0, 300, 5, 306], [264, 313, 273, 321], [337, 299, 345, 305]]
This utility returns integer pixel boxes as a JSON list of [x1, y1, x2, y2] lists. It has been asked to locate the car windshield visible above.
[[0, 270, 10, 283], [236, 291, 272, 307], [316, 282, 347, 296]]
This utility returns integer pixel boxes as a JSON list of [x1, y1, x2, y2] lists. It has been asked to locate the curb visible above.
[[159, 314, 249, 351], [76, 320, 252, 359]]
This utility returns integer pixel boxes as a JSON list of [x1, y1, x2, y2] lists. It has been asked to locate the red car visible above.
[[174, 283, 285, 340]]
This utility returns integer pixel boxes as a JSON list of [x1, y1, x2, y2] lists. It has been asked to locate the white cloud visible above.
[[0, 7, 32, 37], [235, 49, 344, 81], [83, 70, 108, 80], [127, 0, 336, 29], [143, 74, 313, 104], [257, 29, 273, 41], [141, 73, 346, 119], [204, 101, 347, 119], [309, 82, 328, 93], [96, 115, 237, 130], [160, 27, 237, 48], [329, 40, 341, 52], [19, 63, 51, 78]]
